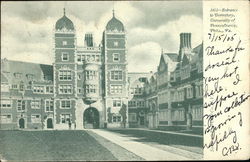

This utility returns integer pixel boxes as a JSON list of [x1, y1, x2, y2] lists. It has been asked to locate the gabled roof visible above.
[[1, 59, 53, 84], [164, 53, 178, 62]]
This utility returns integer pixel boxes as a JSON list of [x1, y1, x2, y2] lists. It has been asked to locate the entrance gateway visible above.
[[83, 107, 99, 129]]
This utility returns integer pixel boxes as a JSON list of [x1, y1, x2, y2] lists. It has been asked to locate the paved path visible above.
[[127, 128, 203, 138], [90, 129, 192, 160]]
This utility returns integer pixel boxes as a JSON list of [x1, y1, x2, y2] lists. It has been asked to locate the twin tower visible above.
[[53, 9, 128, 129]]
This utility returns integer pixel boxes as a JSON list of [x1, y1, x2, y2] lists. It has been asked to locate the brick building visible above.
[[145, 33, 203, 130], [0, 9, 130, 130]]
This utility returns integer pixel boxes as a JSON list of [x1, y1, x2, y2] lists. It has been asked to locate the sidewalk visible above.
[[127, 128, 203, 138], [90, 129, 200, 160]]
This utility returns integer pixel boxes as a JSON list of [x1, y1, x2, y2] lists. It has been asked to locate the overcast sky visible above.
[[1, 1, 202, 72]]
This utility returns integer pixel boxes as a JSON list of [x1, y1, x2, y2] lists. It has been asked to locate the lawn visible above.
[[0, 130, 117, 160]]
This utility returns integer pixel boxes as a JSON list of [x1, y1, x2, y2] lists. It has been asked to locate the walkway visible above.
[[90, 129, 196, 160], [128, 128, 203, 138]]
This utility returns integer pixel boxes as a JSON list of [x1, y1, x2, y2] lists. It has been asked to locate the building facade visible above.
[[145, 33, 203, 130], [0, 9, 130, 130]]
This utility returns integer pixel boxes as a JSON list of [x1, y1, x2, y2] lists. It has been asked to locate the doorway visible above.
[[19, 118, 25, 128], [47, 118, 53, 129], [83, 107, 99, 129]]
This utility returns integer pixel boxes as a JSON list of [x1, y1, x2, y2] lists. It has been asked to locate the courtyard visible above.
[[0, 129, 202, 160]]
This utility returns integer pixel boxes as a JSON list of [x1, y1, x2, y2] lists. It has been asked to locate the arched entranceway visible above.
[[47, 118, 53, 129], [19, 118, 25, 128], [83, 107, 99, 129]]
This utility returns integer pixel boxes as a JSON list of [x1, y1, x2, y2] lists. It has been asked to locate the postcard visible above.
[[0, 0, 249, 161]]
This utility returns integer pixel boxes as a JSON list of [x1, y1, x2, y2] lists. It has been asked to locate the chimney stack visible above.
[[178, 33, 192, 61], [84, 33, 94, 47]]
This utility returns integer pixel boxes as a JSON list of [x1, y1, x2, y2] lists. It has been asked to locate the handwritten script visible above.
[[203, 7, 249, 157]]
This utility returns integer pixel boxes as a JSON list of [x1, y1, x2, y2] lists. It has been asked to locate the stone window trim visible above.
[[59, 84, 73, 94], [60, 100, 71, 109], [61, 52, 69, 61], [113, 99, 122, 107], [45, 100, 54, 112], [33, 85, 45, 94], [17, 100, 26, 112], [114, 41, 119, 47], [110, 70, 123, 81], [31, 114, 41, 123], [45, 86, 54, 94], [110, 84, 123, 94], [0, 114, 12, 123], [112, 114, 122, 123], [31, 100, 40, 109], [59, 70, 72, 81], [60, 113, 71, 124], [113, 53, 120, 62], [0, 99, 12, 109], [62, 40, 67, 46]]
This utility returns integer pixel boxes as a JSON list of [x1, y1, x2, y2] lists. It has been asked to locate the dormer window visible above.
[[26, 74, 34, 80], [62, 52, 69, 61], [14, 73, 22, 79], [62, 41, 67, 46]]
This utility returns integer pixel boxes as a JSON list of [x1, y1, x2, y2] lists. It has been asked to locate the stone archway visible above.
[[83, 107, 99, 129], [19, 118, 25, 128]]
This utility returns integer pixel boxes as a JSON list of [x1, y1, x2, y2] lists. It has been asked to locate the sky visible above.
[[1, 1, 203, 72]]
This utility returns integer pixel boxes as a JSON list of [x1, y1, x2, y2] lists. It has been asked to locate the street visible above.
[[0, 129, 202, 160]]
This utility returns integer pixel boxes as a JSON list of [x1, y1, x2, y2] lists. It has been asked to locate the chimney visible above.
[[178, 33, 192, 61], [84, 33, 94, 47]]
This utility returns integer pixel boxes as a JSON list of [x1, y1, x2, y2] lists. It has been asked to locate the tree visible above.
[[119, 103, 127, 128]]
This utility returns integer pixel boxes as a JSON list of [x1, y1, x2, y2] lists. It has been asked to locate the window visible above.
[[45, 100, 53, 112], [78, 88, 82, 94], [14, 73, 22, 79], [110, 85, 122, 94], [31, 114, 41, 123], [85, 84, 96, 94], [112, 115, 121, 123], [26, 74, 34, 80], [31, 100, 40, 109], [59, 70, 72, 81], [12, 84, 18, 89], [62, 41, 67, 46], [19, 83, 25, 91], [61, 100, 71, 109], [59, 85, 72, 94], [113, 53, 120, 62], [62, 52, 69, 61], [129, 113, 136, 122], [77, 55, 86, 63], [110, 71, 122, 80], [0, 100, 11, 108], [186, 87, 193, 99], [1, 114, 12, 123], [17, 100, 26, 111], [196, 85, 203, 98], [61, 114, 71, 123], [134, 86, 143, 95], [78, 74, 81, 80], [46, 86, 53, 93], [113, 100, 121, 107], [137, 101, 145, 107], [128, 101, 137, 107], [33, 86, 44, 93], [114, 41, 118, 47], [85, 70, 97, 80]]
